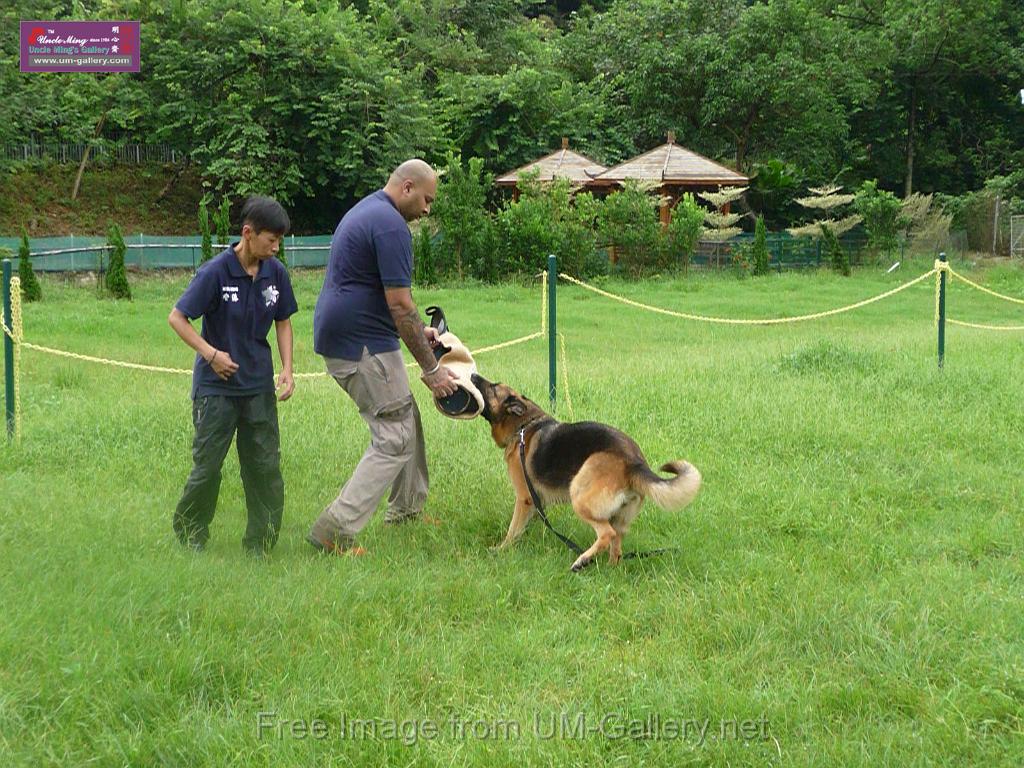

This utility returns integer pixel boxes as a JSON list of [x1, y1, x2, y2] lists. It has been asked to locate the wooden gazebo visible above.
[[587, 132, 749, 225], [495, 138, 607, 200]]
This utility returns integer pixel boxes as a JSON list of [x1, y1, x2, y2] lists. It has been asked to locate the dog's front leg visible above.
[[497, 496, 534, 549]]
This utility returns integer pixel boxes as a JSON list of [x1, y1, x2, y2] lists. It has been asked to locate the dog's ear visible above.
[[506, 399, 527, 417]]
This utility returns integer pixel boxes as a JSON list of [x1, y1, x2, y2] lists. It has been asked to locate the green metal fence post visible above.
[[3, 259, 14, 439], [937, 251, 947, 369], [548, 254, 557, 409]]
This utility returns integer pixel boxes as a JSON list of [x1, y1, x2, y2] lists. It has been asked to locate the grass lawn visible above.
[[1, 260, 1022, 766]]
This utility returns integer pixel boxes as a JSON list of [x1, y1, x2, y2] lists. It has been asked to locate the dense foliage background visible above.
[[2, 0, 1020, 215]]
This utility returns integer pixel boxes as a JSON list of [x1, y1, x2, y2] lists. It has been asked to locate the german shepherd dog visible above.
[[470, 373, 702, 571]]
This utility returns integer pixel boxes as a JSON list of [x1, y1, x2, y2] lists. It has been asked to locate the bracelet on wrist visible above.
[[423, 361, 440, 376], [209, 350, 219, 365]]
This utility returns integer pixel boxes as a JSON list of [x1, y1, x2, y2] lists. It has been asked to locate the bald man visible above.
[[309, 159, 458, 555]]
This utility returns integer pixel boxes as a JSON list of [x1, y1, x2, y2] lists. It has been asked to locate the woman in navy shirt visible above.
[[168, 196, 298, 555]]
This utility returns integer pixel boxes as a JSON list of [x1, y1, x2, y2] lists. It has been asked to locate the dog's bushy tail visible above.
[[630, 460, 702, 511]]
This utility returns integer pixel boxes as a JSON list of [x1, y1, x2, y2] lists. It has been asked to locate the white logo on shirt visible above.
[[221, 286, 239, 303], [262, 285, 279, 307]]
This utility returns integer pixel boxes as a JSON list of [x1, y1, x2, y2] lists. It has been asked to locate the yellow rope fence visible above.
[[7, 260, 1024, 442], [942, 263, 1024, 331], [1, 275, 550, 383], [559, 269, 939, 325]]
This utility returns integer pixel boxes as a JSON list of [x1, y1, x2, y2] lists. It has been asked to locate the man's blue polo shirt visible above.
[[175, 246, 298, 399], [313, 190, 412, 361]]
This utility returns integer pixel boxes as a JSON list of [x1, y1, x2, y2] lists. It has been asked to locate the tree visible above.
[[412, 221, 439, 286], [788, 184, 862, 275], [838, 0, 1023, 195], [18, 232, 41, 302], [788, 184, 862, 237], [702, 0, 865, 175], [147, 0, 446, 206], [440, 65, 612, 180], [105, 223, 131, 299], [900, 193, 952, 256], [747, 158, 803, 230], [699, 186, 747, 241]]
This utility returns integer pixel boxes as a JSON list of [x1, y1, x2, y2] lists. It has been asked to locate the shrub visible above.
[[598, 181, 663, 274], [730, 241, 753, 278], [820, 223, 850, 276], [854, 180, 903, 255], [664, 193, 704, 273], [431, 154, 495, 281], [214, 197, 231, 248], [198, 197, 213, 264], [413, 222, 439, 286], [105, 223, 132, 299], [18, 232, 42, 302], [495, 172, 600, 280], [751, 215, 771, 276]]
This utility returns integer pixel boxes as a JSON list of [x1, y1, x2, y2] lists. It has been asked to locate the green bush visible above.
[[18, 232, 42, 302], [598, 181, 662, 274], [821, 224, 850, 276], [198, 197, 213, 264], [413, 224, 439, 286], [751, 216, 771, 276], [664, 193, 704, 273], [495, 172, 600, 281], [277, 237, 288, 268], [854, 180, 903, 255], [105, 223, 132, 299], [730, 241, 753, 278], [214, 197, 231, 248], [431, 154, 495, 281]]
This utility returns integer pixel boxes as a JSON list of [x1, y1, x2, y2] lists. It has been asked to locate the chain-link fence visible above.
[[1, 142, 187, 165]]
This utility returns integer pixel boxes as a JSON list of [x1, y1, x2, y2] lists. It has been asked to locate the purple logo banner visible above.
[[20, 21, 140, 73]]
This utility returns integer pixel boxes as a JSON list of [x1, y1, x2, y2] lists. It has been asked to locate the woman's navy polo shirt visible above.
[[175, 246, 298, 399]]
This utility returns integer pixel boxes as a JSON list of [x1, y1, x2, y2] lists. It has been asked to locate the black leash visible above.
[[517, 428, 676, 566], [518, 428, 584, 555]]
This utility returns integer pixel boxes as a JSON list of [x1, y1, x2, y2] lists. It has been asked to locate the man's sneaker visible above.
[[306, 533, 367, 557], [385, 510, 442, 526]]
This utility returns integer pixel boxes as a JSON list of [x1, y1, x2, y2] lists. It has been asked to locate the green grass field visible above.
[[2, 261, 1023, 767]]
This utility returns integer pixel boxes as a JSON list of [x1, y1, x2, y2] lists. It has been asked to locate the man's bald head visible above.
[[384, 159, 438, 222], [388, 159, 436, 187]]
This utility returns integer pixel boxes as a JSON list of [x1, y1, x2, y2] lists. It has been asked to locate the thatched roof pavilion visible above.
[[495, 138, 607, 198], [588, 132, 749, 224]]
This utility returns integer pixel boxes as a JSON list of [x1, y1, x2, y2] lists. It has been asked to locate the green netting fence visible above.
[[0, 234, 333, 271]]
